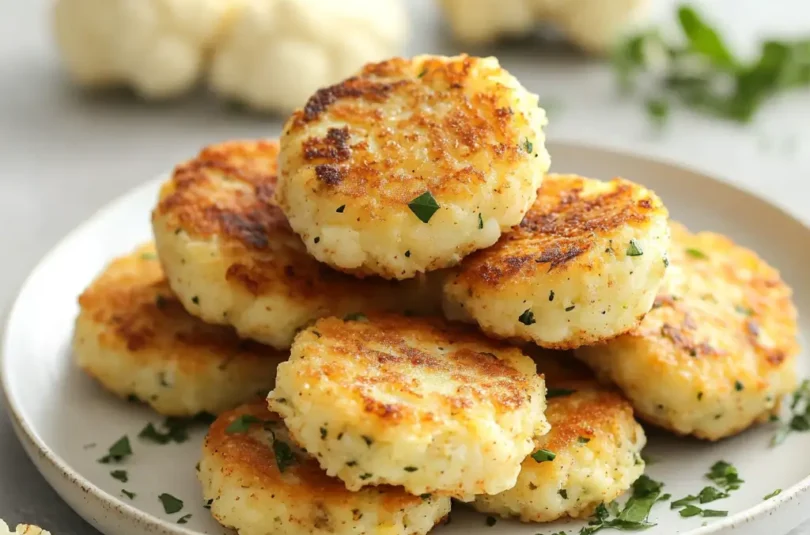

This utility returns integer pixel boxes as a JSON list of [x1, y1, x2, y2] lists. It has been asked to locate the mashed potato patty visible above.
[[199, 402, 451, 535], [73, 244, 285, 416], [277, 54, 550, 279], [443, 174, 670, 349], [576, 222, 800, 440], [152, 140, 438, 349], [268, 314, 549, 501]]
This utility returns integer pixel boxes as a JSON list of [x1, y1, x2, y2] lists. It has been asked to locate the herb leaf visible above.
[[646, 98, 670, 126], [531, 449, 556, 463], [618, 475, 664, 523], [518, 309, 536, 326], [698, 486, 729, 503], [110, 470, 128, 483], [679, 504, 703, 518], [408, 191, 440, 223], [706, 460, 743, 490], [98, 436, 132, 464], [764, 489, 782, 500], [686, 248, 708, 259], [121, 489, 136, 500], [677, 6, 737, 71], [478, 213, 484, 229], [225, 414, 262, 434], [626, 239, 644, 257], [177, 514, 192, 524], [158, 493, 184, 514], [272, 436, 296, 472]]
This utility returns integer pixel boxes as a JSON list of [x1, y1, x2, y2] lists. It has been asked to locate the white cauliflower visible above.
[[439, 0, 648, 54], [209, 0, 408, 114], [53, 0, 243, 99], [0, 520, 50, 535]]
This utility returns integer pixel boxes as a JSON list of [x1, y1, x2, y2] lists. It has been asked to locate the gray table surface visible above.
[[1, 0, 809, 532]]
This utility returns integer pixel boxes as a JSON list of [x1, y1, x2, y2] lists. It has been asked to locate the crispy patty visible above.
[[268, 314, 549, 501], [443, 174, 670, 349], [199, 402, 451, 535], [277, 54, 550, 279], [73, 244, 285, 416], [152, 140, 438, 349], [576, 222, 800, 440], [474, 375, 646, 522]]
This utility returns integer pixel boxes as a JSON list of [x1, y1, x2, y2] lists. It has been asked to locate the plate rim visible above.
[[2, 141, 808, 535]]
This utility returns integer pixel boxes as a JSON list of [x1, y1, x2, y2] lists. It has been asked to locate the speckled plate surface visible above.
[[3, 143, 810, 535]]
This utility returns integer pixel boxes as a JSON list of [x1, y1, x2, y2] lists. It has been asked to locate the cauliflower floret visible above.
[[0, 520, 51, 535], [53, 0, 242, 98], [439, 0, 648, 54], [209, 0, 408, 113]]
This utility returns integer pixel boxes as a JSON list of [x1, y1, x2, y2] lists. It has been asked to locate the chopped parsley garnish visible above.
[[531, 449, 556, 463], [546, 388, 575, 398], [225, 414, 262, 434], [344, 312, 368, 322], [203, 498, 214, 509], [772, 379, 810, 446], [404, 466, 418, 472], [559, 489, 568, 499], [273, 436, 296, 472], [685, 248, 708, 259], [478, 213, 484, 229], [407, 191, 440, 223], [485, 516, 497, 527], [336, 205, 345, 213], [121, 489, 136, 500], [698, 486, 729, 503], [626, 239, 644, 257], [362, 436, 373, 446], [524, 138, 534, 154], [735, 304, 754, 316], [404, 250, 411, 257], [580, 475, 665, 533], [110, 470, 128, 483], [671, 495, 696, 508], [764, 489, 782, 500], [177, 514, 192, 524], [679, 504, 702, 518], [663, 255, 670, 268], [518, 309, 536, 326], [140, 413, 214, 444], [565, 305, 576, 312], [191, 296, 199, 305], [320, 427, 328, 439], [140, 252, 157, 260], [359, 473, 373, 480], [734, 380, 744, 391], [614, 5, 810, 124], [706, 461, 743, 490], [98, 436, 132, 464], [159, 493, 184, 514], [549, 290, 555, 301], [702, 509, 728, 517], [418, 68, 427, 78], [420, 493, 432, 500], [578, 437, 591, 444]]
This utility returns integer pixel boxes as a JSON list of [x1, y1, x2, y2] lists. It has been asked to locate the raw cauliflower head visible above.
[[209, 0, 408, 114], [53, 0, 242, 98], [439, 0, 648, 54]]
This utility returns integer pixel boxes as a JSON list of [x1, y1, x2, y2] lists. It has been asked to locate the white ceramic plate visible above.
[[2, 143, 810, 535]]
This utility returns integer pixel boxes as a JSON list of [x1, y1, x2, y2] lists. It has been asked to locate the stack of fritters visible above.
[[72, 53, 799, 535]]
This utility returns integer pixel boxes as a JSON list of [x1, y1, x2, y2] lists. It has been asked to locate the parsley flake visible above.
[[110, 470, 128, 483], [273, 437, 296, 472], [408, 191, 440, 223], [485, 516, 497, 527], [686, 248, 708, 259], [531, 449, 556, 463], [626, 239, 644, 257], [159, 493, 184, 514], [546, 388, 576, 398], [336, 204, 346, 213], [706, 461, 743, 490], [98, 436, 132, 464], [518, 309, 536, 326], [478, 212, 484, 229], [524, 138, 534, 154], [121, 489, 136, 500], [764, 489, 782, 500], [344, 312, 368, 322], [177, 514, 192, 524], [225, 414, 262, 434]]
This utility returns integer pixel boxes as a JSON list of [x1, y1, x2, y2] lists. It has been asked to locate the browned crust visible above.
[[204, 402, 423, 510], [454, 174, 663, 287], [76, 244, 281, 372], [280, 55, 537, 211], [541, 384, 636, 452], [296, 315, 537, 424], [627, 222, 799, 376], [152, 140, 413, 295]]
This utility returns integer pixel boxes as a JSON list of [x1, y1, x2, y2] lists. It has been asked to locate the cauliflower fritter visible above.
[[576, 222, 800, 440], [474, 366, 646, 522], [277, 54, 550, 279], [73, 244, 285, 416], [210, 0, 408, 114], [199, 402, 451, 535], [443, 174, 670, 349], [151, 140, 438, 349], [0, 521, 50, 535], [268, 314, 550, 501]]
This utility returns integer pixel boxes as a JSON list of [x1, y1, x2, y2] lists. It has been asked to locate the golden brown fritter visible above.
[[73, 244, 285, 416], [152, 140, 438, 349], [199, 402, 451, 535], [277, 54, 550, 279], [576, 221, 800, 440], [443, 174, 670, 349], [268, 314, 549, 500]]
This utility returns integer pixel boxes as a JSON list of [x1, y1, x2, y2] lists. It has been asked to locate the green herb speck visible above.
[[408, 191, 440, 223], [627, 239, 644, 257], [518, 309, 535, 326], [531, 449, 556, 463], [158, 493, 184, 514]]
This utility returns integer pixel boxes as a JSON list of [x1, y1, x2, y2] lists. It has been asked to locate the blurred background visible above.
[[0, 0, 808, 532]]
